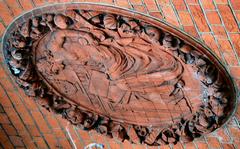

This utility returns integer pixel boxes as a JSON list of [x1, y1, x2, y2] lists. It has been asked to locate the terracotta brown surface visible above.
[[0, 1, 239, 149], [1, 3, 237, 146]]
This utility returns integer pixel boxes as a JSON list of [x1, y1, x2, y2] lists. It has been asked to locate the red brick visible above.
[[130, 0, 142, 5], [53, 129, 66, 138], [37, 106, 50, 116], [201, 34, 221, 59], [32, 0, 45, 6], [90, 131, 107, 147], [173, 142, 184, 149], [8, 91, 23, 105], [0, 130, 14, 148], [201, 0, 215, 10], [122, 140, 134, 149], [45, 116, 61, 129], [9, 136, 24, 147], [206, 11, 221, 25], [222, 50, 238, 66], [218, 5, 239, 32], [100, 0, 114, 4], [72, 0, 85, 2], [46, 0, 58, 3], [21, 134, 37, 149], [4, 108, 26, 132], [31, 111, 51, 134], [211, 25, 227, 39], [227, 117, 238, 126], [116, 0, 131, 8], [2, 124, 17, 136], [0, 65, 7, 80], [216, 127, 232, 143], [0, 105, 4, 113], [59, 139, 73, 148], [149, 12, 163, 19], [0, 2, 14, 25], [0, 56, 3, 64], [65, 126, 84, 148], [235, 103, 240, 120], [0, 78, 16, 92], [160, 144, 171, 149], [184, 25, 199, 38], [185, 142, 196, 148], [133, 5, 147, 13], [4, 0, 23, 16], [157, 0, 171, 5], [229, 127, 240, 140], [189, 5, 210, 32], [44, 134, 59, 149], [235, 11, 240, 22], [162, 5, 180, 27], [218, 39, 233, 52], [207, 137, 222, 148], [56, 0, 68, 1], [84, 0, 100, 2], [27, 125, 41, 137], [0, 22, 5, 36], [230, 0, 240, 10], [186, 0, 198, 5], [19, 0, 33, 11], [0, 2, 239, 149], [178, 11, 193, 26], [215, 0, 228, 4], [222, 143, 235, 149], [77, 129, 93, 146], [17, 89, 38, 110], [0, 113, 10, 124], [233, 140, 240, 147], [230, 34, 240, 58], [55, 114, 68, 127], [108, 140, 122, 149], [195, 141, 208, 149], [17, 129, 30, 136], [34, 137, 49, 148], [15, 104, 35, 125], [21, 114, 35, 126], [147, 145, 159, 149], [144, 0, 158, 11], [172, 0, 187, 11]]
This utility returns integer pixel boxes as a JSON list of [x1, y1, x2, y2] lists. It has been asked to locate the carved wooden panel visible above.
[[1, 3, 238, 146]]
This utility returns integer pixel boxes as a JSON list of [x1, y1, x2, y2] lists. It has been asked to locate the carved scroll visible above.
[[2, 4, 236, 146]]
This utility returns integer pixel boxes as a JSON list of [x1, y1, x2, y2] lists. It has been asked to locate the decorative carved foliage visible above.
[[2, 4, 236, 146]]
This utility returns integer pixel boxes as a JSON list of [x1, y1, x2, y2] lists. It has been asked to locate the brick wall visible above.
[[0, 0, 239, 148]]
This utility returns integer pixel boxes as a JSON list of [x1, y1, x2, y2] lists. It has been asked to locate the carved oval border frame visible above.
[[1, 2, 238, 146]]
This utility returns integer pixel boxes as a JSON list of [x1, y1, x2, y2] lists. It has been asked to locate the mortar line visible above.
[[66, 123, 77, 149], [0, 82, 38, 148], [73, 127, 86, 147], [170, 0, 184, 29], [212, 0, 240, 66], [227, 0, 240, 28], [183, 0, 202, 40], [154, 0, 165, 20], [0, 64, 52, 148], [198, 0, 227, 67]]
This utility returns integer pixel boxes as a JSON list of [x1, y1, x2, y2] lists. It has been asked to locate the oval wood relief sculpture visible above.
[[2, 3, 238, 146]]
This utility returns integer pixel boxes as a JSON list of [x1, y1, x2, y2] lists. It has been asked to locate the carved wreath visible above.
[[3, 8, 234, 146]]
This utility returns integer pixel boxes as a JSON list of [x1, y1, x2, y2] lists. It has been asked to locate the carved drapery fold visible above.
[[2, 4, 237, 146]]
